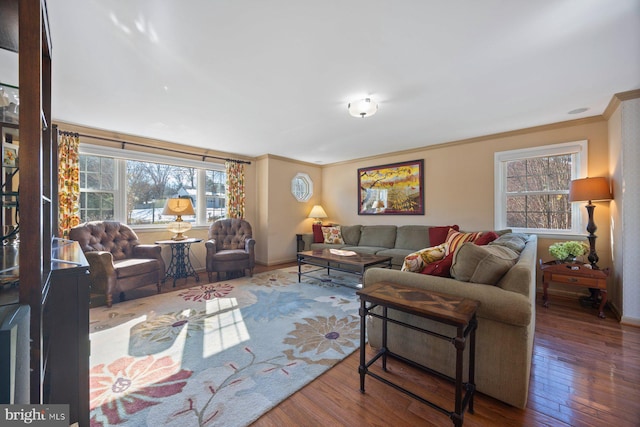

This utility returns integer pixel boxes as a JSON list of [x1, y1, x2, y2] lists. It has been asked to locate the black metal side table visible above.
[[155, 238, 202, 287], [357, 282, 479, 427]]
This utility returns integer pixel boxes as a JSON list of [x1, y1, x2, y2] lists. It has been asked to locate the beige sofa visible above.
[[363, 233, 537, 408], [299, 224, 449, 268]]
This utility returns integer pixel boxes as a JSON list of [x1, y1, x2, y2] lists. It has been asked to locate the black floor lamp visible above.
[[568, 177, 612, 269]]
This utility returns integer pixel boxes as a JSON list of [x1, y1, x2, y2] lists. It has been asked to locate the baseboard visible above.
[[620, 316, 640, 328]]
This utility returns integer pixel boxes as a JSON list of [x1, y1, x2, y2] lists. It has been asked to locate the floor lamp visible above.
[[568, 177, 612, 269]]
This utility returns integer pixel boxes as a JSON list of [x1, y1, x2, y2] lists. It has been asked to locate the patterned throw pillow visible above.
[[445, 229, 483, 255], [428, 225, 460, 246], [401, 243, 447, 272], [322, 226, 345, 244]]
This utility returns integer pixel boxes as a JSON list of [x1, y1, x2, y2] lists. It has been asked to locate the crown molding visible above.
[[603, 89, 640, 119]]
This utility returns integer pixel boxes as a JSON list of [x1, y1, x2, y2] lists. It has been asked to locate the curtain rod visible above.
[[58, 130, 251, 165]]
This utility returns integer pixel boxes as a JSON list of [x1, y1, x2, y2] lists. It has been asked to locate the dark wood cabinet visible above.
[[44, 239, 90, 427]]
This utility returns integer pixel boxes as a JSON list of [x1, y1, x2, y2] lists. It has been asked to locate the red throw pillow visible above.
[[312, 224, 324, 243], [474, 231, 499, 246], [420, 252, 454, 278], [429, 225, 459, 246]]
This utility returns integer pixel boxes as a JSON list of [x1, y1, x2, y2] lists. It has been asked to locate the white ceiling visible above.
[[14, 1, 640, 164]]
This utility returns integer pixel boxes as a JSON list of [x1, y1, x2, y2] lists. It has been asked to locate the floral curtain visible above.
[[225, 160, 245, 219], [58, 132, 81, 238]]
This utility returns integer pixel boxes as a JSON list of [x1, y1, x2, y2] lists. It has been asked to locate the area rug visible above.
[[88, 266, 361, 426]]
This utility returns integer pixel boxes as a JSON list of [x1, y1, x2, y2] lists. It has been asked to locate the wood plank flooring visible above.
[[249, 265, 640, 427], [109, 263, 640, 426]]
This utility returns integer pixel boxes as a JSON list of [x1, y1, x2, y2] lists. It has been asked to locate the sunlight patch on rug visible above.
[[88, 266, 361, 426]]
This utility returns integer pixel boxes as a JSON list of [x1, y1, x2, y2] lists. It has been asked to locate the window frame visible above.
[[494, 140, 588, 236], [79, 143, 225, 229]]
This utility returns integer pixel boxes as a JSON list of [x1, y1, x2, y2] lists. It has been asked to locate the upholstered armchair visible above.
[[205, 218, 256, 282], [69, 221, 166, 307]]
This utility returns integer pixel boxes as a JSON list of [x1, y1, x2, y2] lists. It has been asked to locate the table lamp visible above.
[[568, 177, 612, 269], [163, 197, 195, 240], [308, 205, 328, 224]]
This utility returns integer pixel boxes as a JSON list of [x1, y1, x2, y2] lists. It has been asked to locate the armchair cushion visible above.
[[115, 258, 163, 279]]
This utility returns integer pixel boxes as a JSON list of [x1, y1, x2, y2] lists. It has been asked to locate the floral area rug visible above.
[[88, 266, 361, 426]]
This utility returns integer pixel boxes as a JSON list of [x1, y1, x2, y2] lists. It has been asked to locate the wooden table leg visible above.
[[542, 280, 550, 308], [597, 290, 607, 319]]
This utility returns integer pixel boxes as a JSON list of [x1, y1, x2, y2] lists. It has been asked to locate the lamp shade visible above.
[[348, 98, 378, 118], [162, 198, 195, 216], [569, 177, 612, 203], [308, 205, 328, 221]]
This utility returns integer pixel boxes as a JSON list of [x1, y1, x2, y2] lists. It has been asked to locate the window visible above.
[[494, 141, 587, 235], [79, 144, 226, 227], [291, 173, 313, 202]]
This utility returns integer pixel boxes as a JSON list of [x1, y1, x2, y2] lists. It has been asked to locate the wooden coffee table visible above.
[[297, 249, 392, 288]]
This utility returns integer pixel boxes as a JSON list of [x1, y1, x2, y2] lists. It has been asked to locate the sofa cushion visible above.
[[312, 224, 324, 243], [429, 225, 460, 246], [401, 243, 447, 272], [489, 233, 529, 253], [395, 225, 431, 250], [445, 229, 482, 255], [340, 225, 362, 246], [310, 242, 347, 250], [114, 258, 162, 279], [451, 242, 519, 285], [322, 226, 344, 244], [374, 248, 414, 267], [420, 252, 454, 277], [359, 225, 397, 248]]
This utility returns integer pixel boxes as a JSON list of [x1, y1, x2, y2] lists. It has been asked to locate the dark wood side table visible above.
[[357, 282, 479, 427], [540, 260, 609, 318], [156, 238, 202, 287]]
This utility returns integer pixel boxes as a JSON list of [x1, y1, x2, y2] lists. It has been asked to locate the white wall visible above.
[[612, 98, 640, 325]]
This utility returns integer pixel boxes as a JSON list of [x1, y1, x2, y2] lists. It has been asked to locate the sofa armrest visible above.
[[205, 239, 217, 255], [245, 238, 256, 267], [84, 251, 116, 294], [363, 268, 531, 327], [133, 244, 166, 275], [300, 233, 314, 251], [133, 244, 162, 259]]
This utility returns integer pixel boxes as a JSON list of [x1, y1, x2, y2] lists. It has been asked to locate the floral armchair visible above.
[[69, 221, 166, 307], [205, 218, 256, 282]]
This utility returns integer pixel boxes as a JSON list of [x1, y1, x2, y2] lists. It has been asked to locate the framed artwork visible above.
[[358, 159, 424, 215], [2, 142, 19, 168]]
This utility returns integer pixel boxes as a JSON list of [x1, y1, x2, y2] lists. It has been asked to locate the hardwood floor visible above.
[[107, 263, 640, 426], [249, 267, 640, 427]]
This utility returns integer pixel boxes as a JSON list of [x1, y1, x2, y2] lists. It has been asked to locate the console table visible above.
[[156, 238, 202, 287], [357, 282, 479, 427], [540, 260, 609, 318]]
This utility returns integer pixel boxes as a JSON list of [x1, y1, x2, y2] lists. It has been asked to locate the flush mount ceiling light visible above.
[[568, 107, 589, 114], [348, 98, 378, 118]]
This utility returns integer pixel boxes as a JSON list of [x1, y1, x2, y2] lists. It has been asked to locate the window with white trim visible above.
[[79, 144, 226, 227], [494, 141, 588, 235]]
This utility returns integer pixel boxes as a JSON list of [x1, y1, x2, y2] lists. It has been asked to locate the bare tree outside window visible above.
[[79, 153, 226, 226], [79, 155, 115, 222], [505, 154, 572, 230]]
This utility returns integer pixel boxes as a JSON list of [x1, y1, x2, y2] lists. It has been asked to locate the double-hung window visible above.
[[79, 144, 226, 227], [494, 141, 588, 235]]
